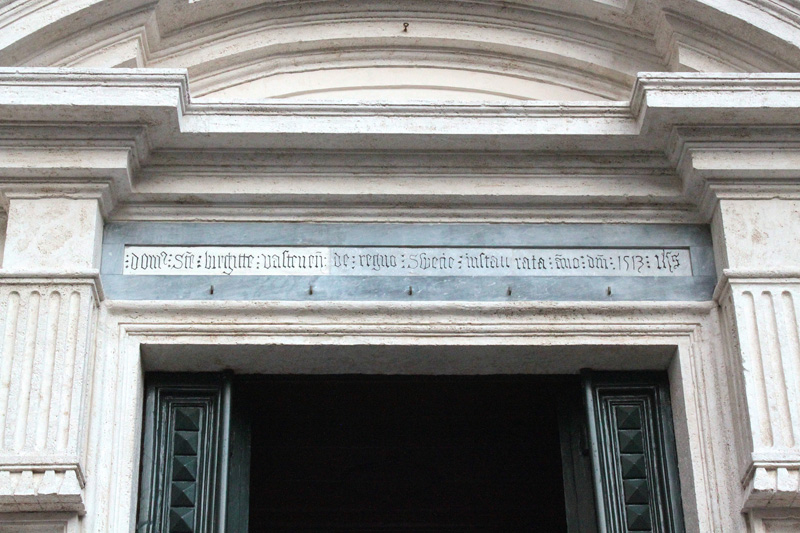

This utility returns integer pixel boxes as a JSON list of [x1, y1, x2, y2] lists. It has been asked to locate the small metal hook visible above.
[[403, 22, 409, 32], [308, 285, 313, 295], [606, 286, 612, 296], [507, 286, 512, 296], [210, 285, 214, 295], [407, 286, 413, 296]]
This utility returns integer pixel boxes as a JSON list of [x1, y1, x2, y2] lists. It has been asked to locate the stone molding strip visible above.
[[0, 273, 103, 301], [0, 467, 83, 513], [713, 270, 800, 302]]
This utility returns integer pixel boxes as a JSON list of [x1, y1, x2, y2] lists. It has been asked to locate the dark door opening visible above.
[[138, 370, 684, 533], [239, 375, 579, 532]]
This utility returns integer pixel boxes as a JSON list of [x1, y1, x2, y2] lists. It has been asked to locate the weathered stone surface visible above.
[[1, 1, 800, 529]]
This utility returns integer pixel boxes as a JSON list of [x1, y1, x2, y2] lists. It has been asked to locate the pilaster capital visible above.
[[0, 144, 137, 217], [0, 182, 114, 218], [667, 132, 800, 221]]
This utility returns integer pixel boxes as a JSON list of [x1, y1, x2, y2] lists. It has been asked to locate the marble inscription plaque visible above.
[[123, 246, 692, 277]]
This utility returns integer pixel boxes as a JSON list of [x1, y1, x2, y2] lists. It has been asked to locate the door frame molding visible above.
[[84, 299, 729, 532]]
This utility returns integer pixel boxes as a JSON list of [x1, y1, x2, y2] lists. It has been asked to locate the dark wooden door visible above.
[[138, 371, 683, 533]]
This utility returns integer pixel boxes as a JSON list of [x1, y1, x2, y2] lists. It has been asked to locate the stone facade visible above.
[[2, 0, 800, 531]]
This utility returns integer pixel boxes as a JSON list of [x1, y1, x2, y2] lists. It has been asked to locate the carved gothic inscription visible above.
[[123, 246, 691, 277]]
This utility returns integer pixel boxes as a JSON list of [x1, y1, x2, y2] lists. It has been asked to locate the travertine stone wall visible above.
[[713, 199, 800, 511], [713, 200, 800, 277], [2, 71, 800, 531], [4, 199, 103, 272], [723, 279, 800, 507], [0, 196, 102, 514], [0, 280, 96, 512]]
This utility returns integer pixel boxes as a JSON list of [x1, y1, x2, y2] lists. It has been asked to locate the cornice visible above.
[[4, 69, 800, 136], [0, 67, 188, 91], [664, 11, 798, 71], [633, 71, 800, 91], [186, 99, 632, 118], [0, 70, 800, 220]]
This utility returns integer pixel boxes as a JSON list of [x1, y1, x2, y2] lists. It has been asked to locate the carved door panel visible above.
[[583, 372, 685, 533]]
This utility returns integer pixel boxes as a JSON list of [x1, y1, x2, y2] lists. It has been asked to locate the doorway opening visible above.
[[138, 368, 683, 533], [239, 375, 580, 532]]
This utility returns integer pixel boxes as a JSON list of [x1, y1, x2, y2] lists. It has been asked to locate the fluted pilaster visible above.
[[0, 279, 98, 512], [720, 278, 800, 508]]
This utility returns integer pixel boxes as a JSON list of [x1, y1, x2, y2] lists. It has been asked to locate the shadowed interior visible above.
[[241, 375, 575, 532]]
